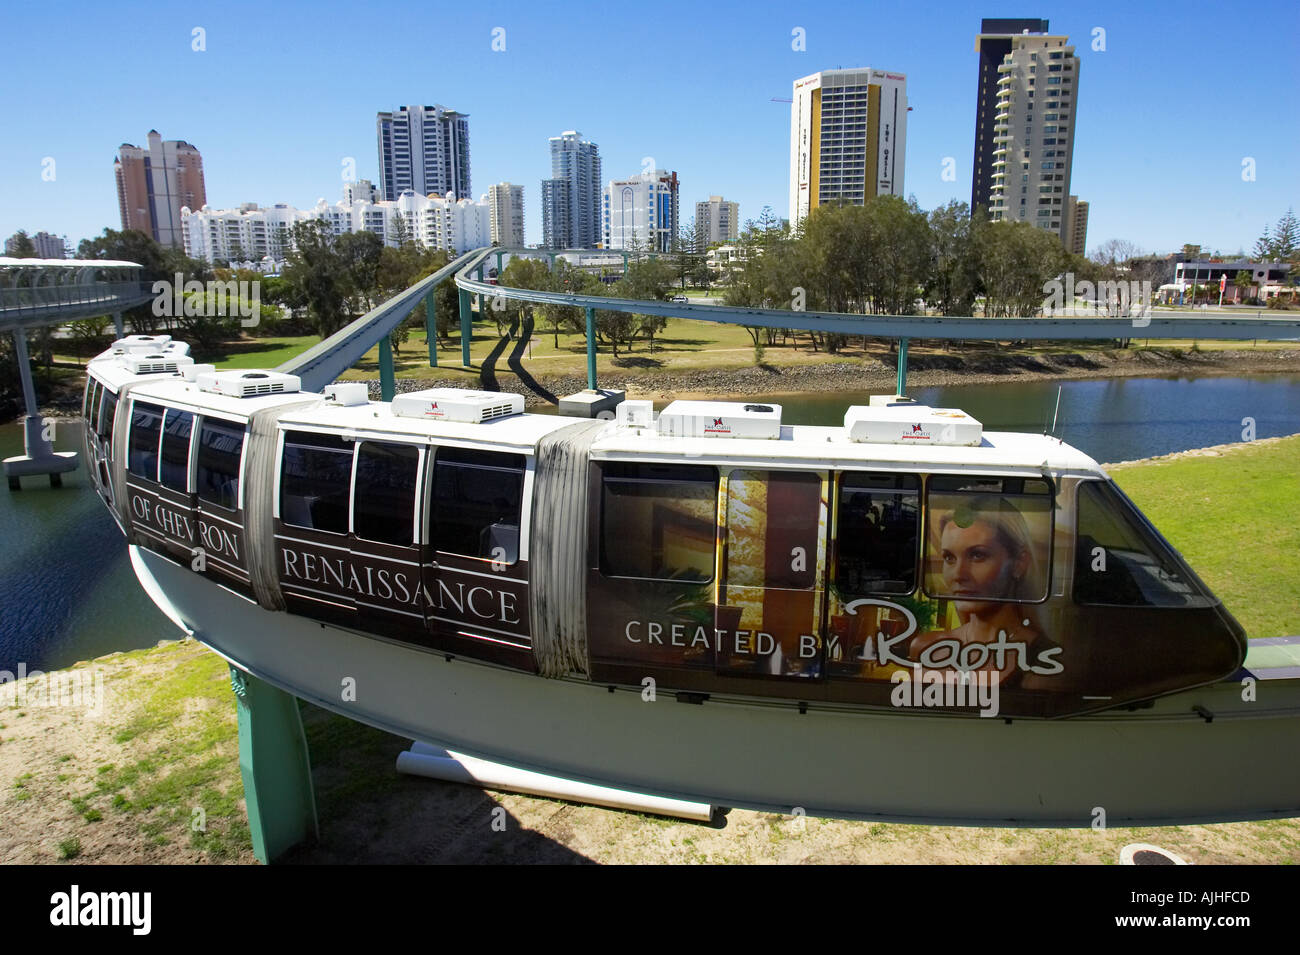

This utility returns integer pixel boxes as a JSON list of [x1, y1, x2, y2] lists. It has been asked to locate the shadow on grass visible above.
[[279, 702, 595, 864]]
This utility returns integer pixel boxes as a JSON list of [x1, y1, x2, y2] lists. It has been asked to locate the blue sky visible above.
[[1, 0, 1296, 256]]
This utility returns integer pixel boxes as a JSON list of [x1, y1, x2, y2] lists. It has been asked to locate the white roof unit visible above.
[[198, 369, 301, 398], [657, 400, 782, 440], [845, 403, 983, 447], [112, 334, 171, 354], [323, 383, 370, 407], [119, 353, 195, 375], [390, 388, 523, 424]]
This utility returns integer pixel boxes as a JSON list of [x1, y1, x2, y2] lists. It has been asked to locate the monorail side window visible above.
[[88, 380, 102, 428], [279, 431, 352, 534], [600, 463, 717, 582], [836, 473, 920, 595], [726, 469, 820, 590], [127, 402, 165, 480], [82, 378, 93, 419], [430, 446, 525, 562], [354, 441, 419, 545], [97, 390, 118, 441], [196, 418, 245, 511], [1073, 480, 1216, 608], [925, 475, 1053, 603], [159, 409, 194, 492]]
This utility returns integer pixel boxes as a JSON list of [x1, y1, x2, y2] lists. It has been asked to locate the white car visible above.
[[671, 294, 689, 304]]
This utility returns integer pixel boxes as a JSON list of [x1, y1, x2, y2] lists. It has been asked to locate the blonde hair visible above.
[[937, 494, 1042, 601]]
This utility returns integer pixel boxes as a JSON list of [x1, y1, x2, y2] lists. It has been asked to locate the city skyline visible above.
[[1, 0, 1295, 257]]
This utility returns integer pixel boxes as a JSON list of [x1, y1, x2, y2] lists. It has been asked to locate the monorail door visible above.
[[717, 469, 828, 680]]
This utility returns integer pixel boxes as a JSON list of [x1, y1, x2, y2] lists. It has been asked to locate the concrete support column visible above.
[[230, 667, 318, 864], [585, 306, 597, 390], [425, 289, 437, 368], [458, 288, 472, 367], [378, 335, 396, 402], [896, 337, 909, 397], [113, 312, 124, 339]]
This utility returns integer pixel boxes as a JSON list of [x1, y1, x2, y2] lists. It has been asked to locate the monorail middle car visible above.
[[83, 338, 1246, 722]]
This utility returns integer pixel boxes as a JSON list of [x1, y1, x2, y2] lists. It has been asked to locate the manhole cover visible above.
[[1120, 843, 1188, 865]]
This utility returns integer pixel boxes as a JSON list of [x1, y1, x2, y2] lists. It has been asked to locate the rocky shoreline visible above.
[[13, 346, 1300, 422], [1102, 431, 1300, 469], [372, 346, 1300, 408]]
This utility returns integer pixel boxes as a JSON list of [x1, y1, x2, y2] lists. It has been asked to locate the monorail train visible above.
[[80, 336, 1300, 825]]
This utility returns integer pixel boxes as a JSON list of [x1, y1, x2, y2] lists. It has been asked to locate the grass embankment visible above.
[[5, 436, 1299, 863]]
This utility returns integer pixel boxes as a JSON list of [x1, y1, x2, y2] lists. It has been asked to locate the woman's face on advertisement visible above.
[[940, 517, 1029, 611]]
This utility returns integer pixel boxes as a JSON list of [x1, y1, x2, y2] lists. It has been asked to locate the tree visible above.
[[391, 212, 412, 250], [7, 230, 36, 258], [925, 200, 979, 316], [282, 220, 352, 336], [1258, 209, 1299, 259], [336, 230, 385, 314], [976, 220, 1069, 318], [1233, 269, 1254, 302]]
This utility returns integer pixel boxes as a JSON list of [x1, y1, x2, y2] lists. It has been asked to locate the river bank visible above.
[[380, 346, 1300, 407], [3, 435, 1297, 864], [13, 345, 1300, 421]]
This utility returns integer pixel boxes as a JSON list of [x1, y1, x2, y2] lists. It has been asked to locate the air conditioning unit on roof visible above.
[[120, 353, 195, 375], [844, 403, 983, 446], [656, 400, 782, 439], [391, 388, 523, 423], [197, 369, 301, 398]]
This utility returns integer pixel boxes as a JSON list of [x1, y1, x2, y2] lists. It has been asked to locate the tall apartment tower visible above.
[[488, 182, 525, 247], [541, 131, 601, 249], [114, 130, 206, 249], [789, 68, 907, 228], [971, 19, 1050, 218], [376, 105, 471, 201], [603, 169, 680, 252], [694, 196, 739, 249], [973, 20, 1081, 245], [1065, 196, 1089, 256]]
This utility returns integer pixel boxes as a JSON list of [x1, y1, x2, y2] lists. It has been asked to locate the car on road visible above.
[[670, 295, 689, 304]]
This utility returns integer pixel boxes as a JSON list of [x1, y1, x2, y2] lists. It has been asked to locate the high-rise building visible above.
[[974, 21, 1081, 246], [789, 68, 907, 228], [342, 179, 379, 204], [5, 231, 66, 258], [114, 130, 206, 249], [488, 182, 525, 247], [542, 131, 601, 249], [971, 19, 1051, 218], [1065, 196, 1089, 256], [694, 196, 739, 249], [603, 169, 680, 252], [376, 105, 471, 202]]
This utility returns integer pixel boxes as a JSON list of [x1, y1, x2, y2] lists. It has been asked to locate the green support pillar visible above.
[[230, 667, 318, 864], [458, 287, 472, 367], [585, 306, 597, 390], [379, 335, 395, 401], [622, 252, 628, 276], [425, 289, 437, 367], [896, 337, 909, 397], [495, 251, 504, 273]]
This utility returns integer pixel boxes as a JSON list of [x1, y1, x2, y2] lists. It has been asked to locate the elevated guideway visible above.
[[2, 258, 153, 488]]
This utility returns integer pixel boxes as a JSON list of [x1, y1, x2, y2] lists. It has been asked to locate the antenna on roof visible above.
[[1045, 385, 1063, 437]]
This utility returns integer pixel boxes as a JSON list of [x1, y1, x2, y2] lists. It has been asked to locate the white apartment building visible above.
[[488, 182, 525, 247], [695, 196, 739, 248], [985, 34, 1080, 242], [182, 190, 491, 265], [376, 105, 471, 202], [602, 169, 680, 252], [789, 68, 907, 228]]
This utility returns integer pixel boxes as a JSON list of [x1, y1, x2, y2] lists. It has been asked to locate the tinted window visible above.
[[98, 390, 118, 441], [354, 441, 419, 545], [836, 473, 920, 595], [1074, 481, 1215, 608], [196, 418, 245, 510], [159, 409, 194, 492], [82, 378, 93, 420], [88, 380, 102, 428], [431, 446, 525, 562], [127, 402, 165, 480], [279, 431, 352, 534], [601, 462, 716, 581], [925, 475, 1054, 603]]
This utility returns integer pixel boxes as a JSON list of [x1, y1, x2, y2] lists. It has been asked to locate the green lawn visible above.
[[1111, 436, 1300, 639]]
